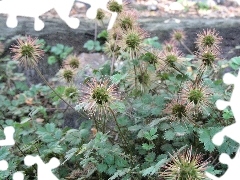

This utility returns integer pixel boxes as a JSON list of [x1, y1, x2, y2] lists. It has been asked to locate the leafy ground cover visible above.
[[1, 1, 240, 179]]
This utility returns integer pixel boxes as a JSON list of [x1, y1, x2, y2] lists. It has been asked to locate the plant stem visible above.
[[108, 107, 130, 151], [34, 66, 88, 119], [94, 22, 98, 42], [180, 41, 194, 56]]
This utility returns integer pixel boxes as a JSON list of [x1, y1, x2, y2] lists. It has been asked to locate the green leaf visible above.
[[110, 73, 124, 84], [110, 101, 126, 113], [141, 158, 167, 176], [97, 163, 108, 173], [128, 125, 142, 132], [51, 44, 64, 55], [45, 123, 55, 133], [229, 56, 240, 70], [97, 30, 108, 39], [150, 127, 157, 136], [84, 40, 95, 51], [104, 154, 115, 165], [164, 130, 175, 141], [48, 56, 57, 65], [142, 143, 155, 151], [109, 168, 130, 180], [115, 157, 128, 168], [107, 166, 117, 175], [54, 129, 62, 140], [198, 128, 216, 152]]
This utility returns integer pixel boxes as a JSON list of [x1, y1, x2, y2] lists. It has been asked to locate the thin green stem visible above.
[[94, 22, 98, 42], [180, 41, 194, 56], [108, 107, 130, 151], [34, 66, 88, 119]]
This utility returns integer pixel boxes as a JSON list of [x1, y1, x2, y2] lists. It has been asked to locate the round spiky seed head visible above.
[[64, 86, 79, 103], [195, 29, 222, 51], [58, 66, 76, 83], [180, 81, 212, 113], [158, 48, 183, 70], [10, 36, 44, 69], [103, 40, 121, 58], [162, 40, 177, 52], [79, 78, 120, 113], [116, 10, 138, 31], [119, 27, 148, 58], [196, 47, 220, 67], [160, 146, 209, 180], [96, 9, 105, 21], [108, 0, 123, 13], [171, 29, 186, 43], [140, 49, 159, 65], [163, 98, 190, 121], [64, 55, 80, 69]]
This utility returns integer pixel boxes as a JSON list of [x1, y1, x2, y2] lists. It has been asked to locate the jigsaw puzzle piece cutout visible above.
[[0, 0, 79, 31], [24, 155, 60, 180], [13, 171, 24, 180], [206, 147, 240, 180], [0, 160, 8, 171], [213, 70, 240, 145], [0, 126, 15, 146]]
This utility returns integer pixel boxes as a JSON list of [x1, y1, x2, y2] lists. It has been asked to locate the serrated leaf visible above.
[[198, 128, 215, 152], [104, 154, 115, 165], [141, 158, 167, 176], [109, 168, 130, 180], [106, 166, 116, 175], [128, 125, 142, 132], [142, 143, 155, 151], [164, 130, 175, 141], [110, 73, 124, 84], [110, 101, 126, 113], [54, 129, 62, 140], [45, 123, 55, 133], [150, 127, 157, 136], [97, 163, 108, 173]]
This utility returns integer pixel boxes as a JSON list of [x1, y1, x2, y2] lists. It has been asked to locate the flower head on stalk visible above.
[[158, 48, 184, 71], [118, 27, 148, 58], [107, 0, 129, 13], [79, 78, 120, 115], [171, 29, 186, 44], [10, 36, 44, 69], [103, 39, 121, 59], [160, 146, 209, 180], [162, 40, 178, 52], [126, 64, 157, 94], [163, 98, 191, 121], [63, 54, 80, 69], [195, 29, 222, 51], [180, 81, 212, 113], [57, 66, 77, 83], [64, 85, 79, 104], [196, 46, 220, 69], [96, 9, 105, 21], [116, 9, 139, 31], [140, 48, 160, 66]]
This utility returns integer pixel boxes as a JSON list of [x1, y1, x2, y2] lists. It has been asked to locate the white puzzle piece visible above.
[[0, 126, 15, 176], [24, 155, 60, 180], [0, 160, 8, 171], [12, 171, 24, 180], [0, 126, 15, 146], [0, 0, 122, 31], [206, 69, 240, 179]]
